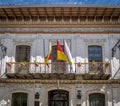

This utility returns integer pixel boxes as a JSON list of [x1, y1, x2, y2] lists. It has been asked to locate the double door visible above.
[[48, 90, 69, 106]]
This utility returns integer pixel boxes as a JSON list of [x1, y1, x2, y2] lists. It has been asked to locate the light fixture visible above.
[[35, 92, 40, 99], [77, 90, 82, 99]]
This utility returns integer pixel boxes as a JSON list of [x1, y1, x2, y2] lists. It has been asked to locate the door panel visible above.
[[48, 90, 69, 106]]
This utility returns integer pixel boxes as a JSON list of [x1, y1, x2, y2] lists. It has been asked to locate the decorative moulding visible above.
[[83, 39, 106, 43], [0, 28, 120, 33], [0, 79, 120, 84]]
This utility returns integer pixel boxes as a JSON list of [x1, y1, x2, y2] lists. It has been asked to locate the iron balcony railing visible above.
[[6, 62, 111, 75]]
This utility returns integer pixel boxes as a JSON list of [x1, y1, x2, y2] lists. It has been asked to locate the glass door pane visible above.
[[89, 93, 105, 106], [12, 93, 28, 106], [48, 90, 69, 106]]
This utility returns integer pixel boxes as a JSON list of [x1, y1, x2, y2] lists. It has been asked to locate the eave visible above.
[[0, 6, 119, 26]]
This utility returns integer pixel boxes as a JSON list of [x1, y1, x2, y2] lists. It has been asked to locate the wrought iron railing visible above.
[[6, 62, 111, 75]]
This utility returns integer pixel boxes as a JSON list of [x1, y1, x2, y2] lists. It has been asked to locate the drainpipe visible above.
[[111, 85, 114, 106]]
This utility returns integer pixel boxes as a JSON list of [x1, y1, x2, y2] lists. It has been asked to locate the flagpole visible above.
[[35, 35, 37, 73], [57, 39, 59, 74], [75, 38, 77, 74], [70, 39, 72, 73], [62, 39, 64, 74], [43, 38, 46, 73]]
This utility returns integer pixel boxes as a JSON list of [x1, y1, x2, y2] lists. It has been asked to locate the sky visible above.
[[0, 0, 120, 5]]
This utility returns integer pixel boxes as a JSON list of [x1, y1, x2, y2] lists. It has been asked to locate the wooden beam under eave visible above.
[[19, 8, 24, 21], [27, 8, 32, 21], [44, 7, 48, 16], [36, 8, 41, 21], [102, 8, 107, 17], [110, 8, 116, 16], [11, 8, 17, 21], [117, 13, 120, 23], [102, 8, 107, 21], [2, 8, 9, 20], [93, 8, 97, 22], [52, 7, 56, 16]]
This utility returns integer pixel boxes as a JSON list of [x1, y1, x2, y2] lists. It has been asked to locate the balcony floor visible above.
[[6, 73, 111, 80]]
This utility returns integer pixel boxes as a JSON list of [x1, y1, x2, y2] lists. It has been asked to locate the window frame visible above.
[[87, 90, 108, 106], [11, 92, 28, 106], [14, 44, 32, 62], [88, 45, 103, 62], [89, 93, 105, 106], [85, 43, 105, 63]]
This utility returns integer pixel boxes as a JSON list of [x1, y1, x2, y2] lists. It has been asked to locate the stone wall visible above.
[[0, 33, 119, 78], [0, 83, 120, 106]]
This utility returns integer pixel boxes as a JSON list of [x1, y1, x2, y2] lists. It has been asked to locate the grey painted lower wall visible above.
[[0, 83, 120, 106]]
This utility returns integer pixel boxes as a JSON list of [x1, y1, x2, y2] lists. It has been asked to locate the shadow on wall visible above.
[[0, 42, 7, 76]]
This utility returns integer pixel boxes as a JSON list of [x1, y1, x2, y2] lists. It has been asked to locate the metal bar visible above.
[[112, 39, 120, 57]]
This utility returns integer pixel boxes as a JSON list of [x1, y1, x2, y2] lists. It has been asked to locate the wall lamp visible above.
[[35, 92, 40, 99], [77, 90, 82, 99]]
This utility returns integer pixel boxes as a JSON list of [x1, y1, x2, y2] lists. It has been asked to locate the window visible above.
[[34, 101, 39, 106], [88, 45, 102, 62], [89, 93, 105, 106], [12, 93, 28, 106], [15, 45, 30, 73], [51, 45, 67, 73], [15, 45, 31, 62]]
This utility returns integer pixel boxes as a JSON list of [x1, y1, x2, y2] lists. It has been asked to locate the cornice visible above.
[[0, 21, 120, 28], [0, 79, 120, 84], [0, 28, 120, 34]]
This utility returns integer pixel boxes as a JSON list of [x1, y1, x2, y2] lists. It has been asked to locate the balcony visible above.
[[6, 62, 111, 80]]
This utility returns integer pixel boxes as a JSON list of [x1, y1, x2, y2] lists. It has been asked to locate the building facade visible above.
[[0, 5, 120, 106]]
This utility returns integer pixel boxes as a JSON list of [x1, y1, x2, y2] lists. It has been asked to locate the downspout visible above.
[[108, 34, 114, 106], [111, 85, 114, 106], [110, 38, 120, 106]]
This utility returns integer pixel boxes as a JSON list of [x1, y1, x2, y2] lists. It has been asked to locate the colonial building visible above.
[[0, 5, 120, 106]]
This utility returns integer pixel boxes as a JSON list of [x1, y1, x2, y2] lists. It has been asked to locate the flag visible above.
[[64, 40, 75, 72], [64, 40, 73, 64], [57, 41, 69, 62], [44, 41, 52, 64]]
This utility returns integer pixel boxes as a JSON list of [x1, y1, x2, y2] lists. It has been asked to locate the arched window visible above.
[[48, 90, 69, 106], [89, 93, 105, 106], [15, 45, 31, 62], [88, 45, 102, 62], [12, 93, 28, 106]]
